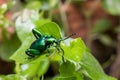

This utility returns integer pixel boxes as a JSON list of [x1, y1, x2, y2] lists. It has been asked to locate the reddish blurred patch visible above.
[[0, 0, 8, 5], [63, 3, 86, 40]]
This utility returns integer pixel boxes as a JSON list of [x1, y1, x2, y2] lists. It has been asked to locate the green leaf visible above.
[[54, 76, 77, 80], [35, 19, 51, 27], [36, 22, 62, 39], [49, 38, 86, 62], [60, 60, 75, 77], [0, 74, 26, 80], [99, 34, 113, 46], [75, 72, 84, 80], [102, 0, 120, 15], [26, 1, 41, 10], [50, 0, 59, 8], [21, 57, 50, 78], [55, 60, 84, 80], [80, 49, 117, 80], [62, 38, 86, 62], [54, 73, 84, 80], [93, 19, 111, 33], [10, 35, 35, 63], [0, 34, 21, 61]]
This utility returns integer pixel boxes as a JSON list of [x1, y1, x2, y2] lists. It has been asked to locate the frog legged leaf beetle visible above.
[[25, 28, 75, 62]]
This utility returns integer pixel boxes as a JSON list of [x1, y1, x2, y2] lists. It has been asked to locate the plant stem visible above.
[[59, 1, 69, 33]]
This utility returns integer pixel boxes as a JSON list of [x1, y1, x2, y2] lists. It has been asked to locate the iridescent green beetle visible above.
[[25, 29, 75, 61]]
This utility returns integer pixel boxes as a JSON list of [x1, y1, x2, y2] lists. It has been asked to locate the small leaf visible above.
[[21, 57, 50, 78], [35, 19, 51, 27], [99, 34, 113, 46], [26, 1, 41, 10], [55, 60, 84, 80], [10, 35, 35, 63], [60, 60, 75, 77], [0, 74, 26, 80], [0, 34, 21, 61], [62, 38, 86, 62], [102, 0, 120, 15], [75, 72, 84, 80], [80, 49, 117, 80], [36, 22, 62, 39], [50, 0, 59, 8], [93, 19, 111, 33], [54, 76, 77, 80]]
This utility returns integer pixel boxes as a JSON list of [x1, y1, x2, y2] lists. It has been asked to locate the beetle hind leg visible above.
[[25, 49, 41, 59], [32, 29, 42, 39]]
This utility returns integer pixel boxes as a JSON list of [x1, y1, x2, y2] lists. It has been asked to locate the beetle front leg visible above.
[[59, 47, 65, 62], [55, 46, 65, 62]]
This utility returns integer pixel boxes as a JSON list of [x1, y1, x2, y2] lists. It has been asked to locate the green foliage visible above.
[[20, 57, 50, 79], [55, 60, 79, 80], [102, 0, 120, 15], [36, 21, 62, 39], [0, 0, 117, 80], [26, 1, 41, 10], [61, 38, 86, 62], [99, 35, 113, 46], [9, 20, 117, 80], [93, 19, 112, 34], [0, 34, 21, 61], [0, 0, 15, 28], [0, 74, 26, 80], [0, 3, 11, 30], [25, 0, 59, 10], [0, 1, 21, 61], [93, 19, 114, 46], [80, 49, 116, 80], [60, 60, 75, 77], [0, 4, 7, 14]]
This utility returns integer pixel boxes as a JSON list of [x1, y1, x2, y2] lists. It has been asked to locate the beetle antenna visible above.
[[60, 33, 76, 41]]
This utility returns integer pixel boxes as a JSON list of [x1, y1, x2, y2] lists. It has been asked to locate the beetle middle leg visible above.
[[59, 47, 65, 62]]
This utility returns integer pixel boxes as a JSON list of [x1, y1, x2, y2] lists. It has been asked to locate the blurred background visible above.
[[0, 0, 120, 79]]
